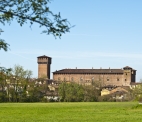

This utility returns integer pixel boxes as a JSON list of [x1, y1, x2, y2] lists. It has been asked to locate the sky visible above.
[[0, 0, 142, 81]]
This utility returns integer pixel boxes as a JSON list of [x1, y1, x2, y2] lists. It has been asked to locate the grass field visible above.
[[0, 102, 142, 122]]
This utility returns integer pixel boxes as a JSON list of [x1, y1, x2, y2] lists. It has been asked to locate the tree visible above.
[[83, 81, 101, 102], [11, 65, 32, 102], [59, 82, 84, 102], [0, 66, 12, 102], [0, 39, 9, 51], [1, 64, 33, 102], [132, 83, 142, 102], [12, 64, 32, 79], [0, 0, 72, 51]]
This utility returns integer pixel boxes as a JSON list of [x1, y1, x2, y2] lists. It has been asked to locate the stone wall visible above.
[[53, 73, 132, 86]]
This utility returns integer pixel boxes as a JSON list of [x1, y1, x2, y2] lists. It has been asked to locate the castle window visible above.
[[117, 78, 119, 81], [132, 71, 133, 74], [125, 79, 127, 81], [64, 77, 66, 82], [107, 77, 109, 81], [92, 77, 94, 82], [80, 77, 83, 81], [126, 73, 127, 75], [71, 77, 74, 81]]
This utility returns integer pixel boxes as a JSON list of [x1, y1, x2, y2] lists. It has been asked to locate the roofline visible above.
[[37, 55, 52, 58], [53, 71, 123, 74]]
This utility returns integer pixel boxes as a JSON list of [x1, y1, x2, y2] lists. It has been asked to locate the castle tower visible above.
[[37, 55, 52, 79], [123, 66, 136, 86]]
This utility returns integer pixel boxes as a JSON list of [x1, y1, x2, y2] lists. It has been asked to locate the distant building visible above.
[[37, 55, 52, 79], [37, 55, 136, 87], [53, 66, 136, 86], [37, 55, 138, 98]]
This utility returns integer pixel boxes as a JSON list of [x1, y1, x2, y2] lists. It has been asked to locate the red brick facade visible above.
[[53, 66, 136, 86], [37, 55, 136, 87]]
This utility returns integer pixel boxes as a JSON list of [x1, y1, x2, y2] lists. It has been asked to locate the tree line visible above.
[[59, 81, 101, 102], [0, 65, 101, 102], [0, 67, 142, 102]]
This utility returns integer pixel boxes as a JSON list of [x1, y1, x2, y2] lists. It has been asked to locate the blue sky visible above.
[[0, 0, 142, 81]]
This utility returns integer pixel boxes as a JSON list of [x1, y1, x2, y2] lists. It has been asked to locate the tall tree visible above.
[[132, 83, 142, 102], [8, 65, 33, 102], [59, 82, 84, 102]]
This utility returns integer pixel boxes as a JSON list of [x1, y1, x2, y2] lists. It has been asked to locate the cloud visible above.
[[8, 52, 35, 61], [10, 50, 142, 60]]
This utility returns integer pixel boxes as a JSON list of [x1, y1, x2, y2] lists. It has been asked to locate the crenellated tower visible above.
[[123, 66, 136, 86], [37, 55, 52, 79]]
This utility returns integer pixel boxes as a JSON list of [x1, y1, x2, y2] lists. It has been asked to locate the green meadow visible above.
[[0, 102, 142, 122]]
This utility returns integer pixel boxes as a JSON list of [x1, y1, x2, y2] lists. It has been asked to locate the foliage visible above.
[[0, 0, 71, 55], [12, 64, 32, 79], [59, 81, 101, 102], [83, 85, 99, 102], [83, 81, 101, 102], [0, 64, 34, 102], [132, 83, 142, 102], [0, 102, 141, 122], [0, 0, 71, 37], [59, 82, 84, 102], [0, 39, 9, 51]]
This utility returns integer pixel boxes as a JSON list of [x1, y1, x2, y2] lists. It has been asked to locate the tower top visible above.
[[37, 55, 51, 59]]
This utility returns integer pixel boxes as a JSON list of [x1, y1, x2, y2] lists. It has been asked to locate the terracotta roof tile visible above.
[[53, 69, 123, 74]]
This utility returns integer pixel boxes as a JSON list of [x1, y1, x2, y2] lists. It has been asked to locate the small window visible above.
[[125, 79, 127, 81], [126, 73, 127, 75], [80, 77, 83, 81], [107, 77, 109, 81], [92, 77, 94, 82], [132, 71, 133, 74], [64, 77, 66, 82], [71, 77, 74, 81], [117, 78, 119, 81]]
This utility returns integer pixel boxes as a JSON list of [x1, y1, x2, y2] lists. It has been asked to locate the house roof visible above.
[[53, 69, 124, 74], [37, 55, 51, 59]]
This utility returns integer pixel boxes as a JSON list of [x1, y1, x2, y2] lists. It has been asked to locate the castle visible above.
[[37, 55, 136, 87]]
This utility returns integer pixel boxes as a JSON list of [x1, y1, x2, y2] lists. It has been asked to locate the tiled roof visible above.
[[123, 66, 132, 69], [37, 55, 51, 58], [123, 66, 136, 70], [53, 69, 124, 74]]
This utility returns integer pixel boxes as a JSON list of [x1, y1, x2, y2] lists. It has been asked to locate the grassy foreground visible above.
[[0, 102, 142, 122]]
